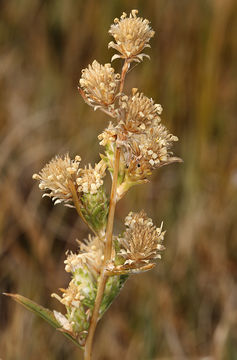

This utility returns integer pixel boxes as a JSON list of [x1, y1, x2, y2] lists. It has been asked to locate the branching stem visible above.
[[84, 58, 129, 360]]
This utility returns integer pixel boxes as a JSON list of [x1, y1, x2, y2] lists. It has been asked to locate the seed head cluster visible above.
[[98, 86, 180, 182], [32, 154, 81, 206], [117, 211, 165, 269], [109, 9, 155, 62], [52, 270, 94, 339], [51, 236, 103, 337], [79, 60, 120, 109], [118, 90, 162, 133], [122, 124, 180, 181], [33, 155, 108, 207]]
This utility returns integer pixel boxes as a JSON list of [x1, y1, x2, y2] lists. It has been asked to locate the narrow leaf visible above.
[[4, 293, 82, 349]]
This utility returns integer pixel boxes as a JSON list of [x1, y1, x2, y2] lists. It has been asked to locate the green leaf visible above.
[[100, 275, 128, 317], [4, 293, 82, 349]]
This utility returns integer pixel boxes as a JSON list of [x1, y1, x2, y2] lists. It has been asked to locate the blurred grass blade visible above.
[[4, 293, 82, 349]]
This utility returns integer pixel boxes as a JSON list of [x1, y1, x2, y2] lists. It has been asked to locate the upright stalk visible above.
[[13, 11, 180, 360], [84, 146, 121, 360], [84, 58, 129, 360]]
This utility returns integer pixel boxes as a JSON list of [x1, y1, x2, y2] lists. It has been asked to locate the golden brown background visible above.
[[0, 0, 237, 359]]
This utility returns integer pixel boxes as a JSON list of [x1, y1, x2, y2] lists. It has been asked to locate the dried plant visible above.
[[5, 10, 181, 359]]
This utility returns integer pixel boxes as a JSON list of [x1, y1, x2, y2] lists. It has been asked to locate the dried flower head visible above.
[[117, 89, 162, 134], [115, 120, 180, 183], [79, 60, 120, 109], [65, 235, 104, 278], [32, 154, 81, 206], [138, 124, 179, 166], [109, 10, 155, 62], [118, 210, 165, 268], [98, 122, 117, 147], [52, 274, 93, 339], [76, 160, 107, 195], [51, 234, 107, 339]]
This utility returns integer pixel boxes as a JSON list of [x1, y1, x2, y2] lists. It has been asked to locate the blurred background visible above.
[[0, 0, 237, 359]]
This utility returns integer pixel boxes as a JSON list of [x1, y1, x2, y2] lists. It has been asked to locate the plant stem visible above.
[[84, 270, 107, 360], [84, 146, 121, 360], [119, 59, 129, 93], [104, 147, 121, 261], [84, 58, 129, 360]]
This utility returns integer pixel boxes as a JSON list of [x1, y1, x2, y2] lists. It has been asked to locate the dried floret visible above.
[[98, 122, 117, 147], [79, 60, 120, 110], [53, 280, 83, 308], [32, 154, 81, 206], [65, 235, 104, 278], [109, 10, 155, 62], [53, 311, 73, 332], [76, 160, 107, 195]]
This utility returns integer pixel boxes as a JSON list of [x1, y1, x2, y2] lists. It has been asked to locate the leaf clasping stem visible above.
[[68, 180, 97, 237]]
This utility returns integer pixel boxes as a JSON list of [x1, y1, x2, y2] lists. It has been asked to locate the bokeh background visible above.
[[0, 0, 237, 359]]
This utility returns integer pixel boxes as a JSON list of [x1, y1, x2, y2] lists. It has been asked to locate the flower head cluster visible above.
[[76, 160, 106, 195], [118, 210, 165, 268], [65, 235, 104, 278], [137, 124, 179, 166], [79, 60, 120, 109], [109, 10, 155, 62], [52, 235, 104, 339], [32, 154, 81, 206], [99, 89, 180, 183], [118, 90, 162, 134], [123, 124, 180, 181], [52, 272, 93, 342]]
